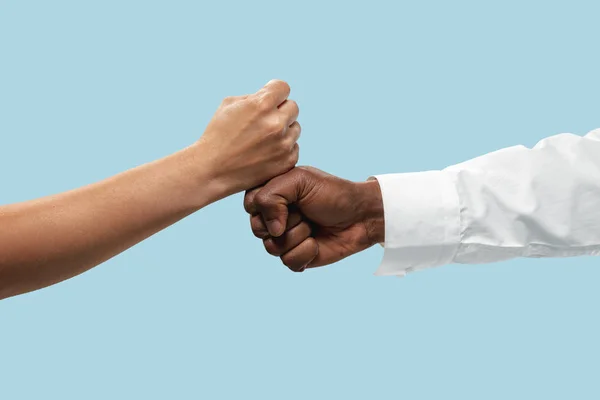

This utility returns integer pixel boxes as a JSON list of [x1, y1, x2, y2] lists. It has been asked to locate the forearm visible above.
[[0, 142, 225, 299], [373, 128, 600, 276]]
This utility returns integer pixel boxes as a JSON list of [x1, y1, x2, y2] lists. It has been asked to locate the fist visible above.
[[244, 167, 385, 272], [199, 80, 301, 196]]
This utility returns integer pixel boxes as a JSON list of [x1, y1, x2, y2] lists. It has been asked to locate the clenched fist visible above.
[[244, 167, 385, 272], [198, 79, 301, 197]]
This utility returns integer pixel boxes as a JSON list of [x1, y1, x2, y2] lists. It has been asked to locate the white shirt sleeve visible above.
[[373, 128, 600, 276]]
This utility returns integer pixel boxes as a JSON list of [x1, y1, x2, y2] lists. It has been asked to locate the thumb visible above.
[[252, 171, 303, 237]]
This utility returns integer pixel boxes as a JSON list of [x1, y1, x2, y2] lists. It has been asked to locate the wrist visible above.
[[177, 142, 235, 207], [355, 179, 385, 246]]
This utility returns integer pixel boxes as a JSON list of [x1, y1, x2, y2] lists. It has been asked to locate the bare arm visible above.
[[0, 79, 301, 300]]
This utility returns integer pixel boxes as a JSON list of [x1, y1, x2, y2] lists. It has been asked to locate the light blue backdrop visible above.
[[1, 1, 599, 399]]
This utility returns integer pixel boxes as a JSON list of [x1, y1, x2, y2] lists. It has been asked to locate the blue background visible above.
[[1, 1, 600, 398]]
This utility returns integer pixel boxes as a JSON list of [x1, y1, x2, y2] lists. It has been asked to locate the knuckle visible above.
[[221, 96, 235, 106], [286, 128, 299, 145], [287, 145, 300, 165], [287, 155, 299, 169], [292, 121, 301, 134], [250, 218, 268, 239], [244, 189, 260, 213], [243, 197, 253, 213], [281, 255, 296, 269], [277, 140, 292, 156], [283, 260, 304, 273], [279, 80, 291, 91], [263, 239, 281, 256], [288, 134, 300, 148], [253, 228, 268, 239], [267, 117, 287, 135], [288, 100, 299, 114], [254, 192, 271, 209], [254, 95, 272, 112], [271, 79, 290, 94]]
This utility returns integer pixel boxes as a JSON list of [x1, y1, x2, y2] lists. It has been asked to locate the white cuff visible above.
[[372, 171, 461, 276]]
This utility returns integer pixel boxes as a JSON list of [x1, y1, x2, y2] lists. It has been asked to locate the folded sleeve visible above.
[[373, 128, 600, 276]]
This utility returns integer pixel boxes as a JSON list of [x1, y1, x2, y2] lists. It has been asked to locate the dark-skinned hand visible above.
[[244, 166, 384, 272]]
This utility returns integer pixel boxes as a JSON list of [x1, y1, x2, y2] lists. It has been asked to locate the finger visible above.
[[280, 238, 319, 272], [291, 142, 299, 165], [278, 100, 299, 126], [250, 214, 269, 239], [286, 122, 301, 146], [256, 79, 290, 108], [252, 170, 304, 237], [244, 187, 263, 215], [250, 211, 302, 239], [284, 211, 303, 231], [263, 221, 312, 256]]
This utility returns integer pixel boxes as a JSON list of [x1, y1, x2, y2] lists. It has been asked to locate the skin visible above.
[[244, 166, 385, 272], [0, 79, 300, 300]]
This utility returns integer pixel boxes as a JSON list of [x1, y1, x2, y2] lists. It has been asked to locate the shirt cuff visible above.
[[372, 171, 461, 276]]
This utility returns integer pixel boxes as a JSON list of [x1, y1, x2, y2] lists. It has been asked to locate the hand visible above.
[[197, 79, 300, 197], [244, 167, 385, 272]]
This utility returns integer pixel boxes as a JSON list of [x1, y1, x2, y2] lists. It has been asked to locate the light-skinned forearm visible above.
[[0, 79, 301, 300], [0, 143, 225, 300]]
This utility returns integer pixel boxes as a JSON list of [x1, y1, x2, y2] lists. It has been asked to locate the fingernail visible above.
[[268, 220, 282, 237]]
